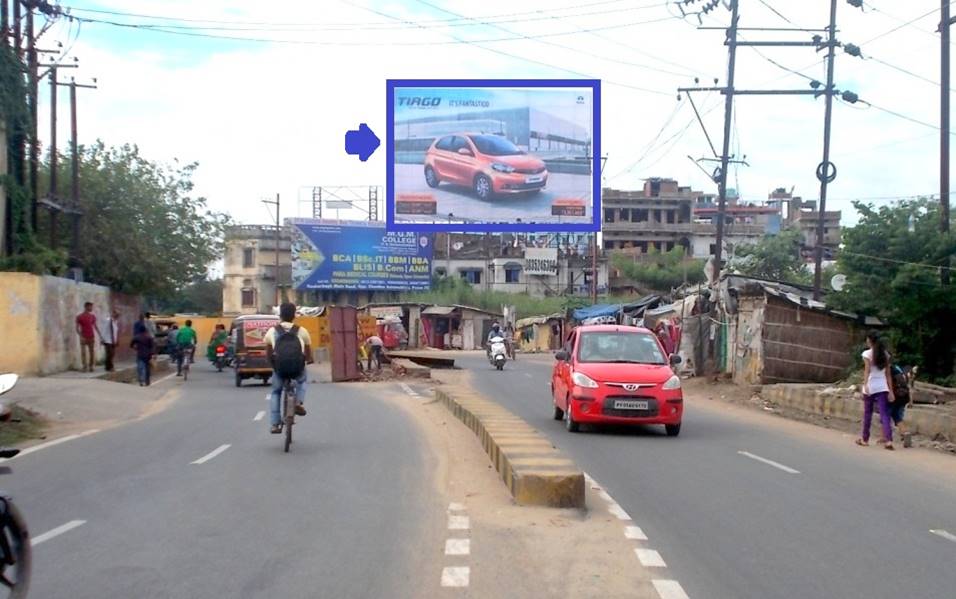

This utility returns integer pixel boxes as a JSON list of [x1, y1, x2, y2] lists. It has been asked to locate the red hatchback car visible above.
[[424, 133, 548, 201], [550, 325, 683, 436]]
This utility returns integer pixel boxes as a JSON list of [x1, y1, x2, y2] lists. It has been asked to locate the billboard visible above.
[[290, 219, 432, 291], [524, 248, 559, 276], [387, 79, 601, 233]]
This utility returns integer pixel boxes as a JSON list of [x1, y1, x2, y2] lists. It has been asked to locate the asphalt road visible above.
[[394, 163, 591, 224], [460, 353, 956, 599], [5, 365, 442, 598]]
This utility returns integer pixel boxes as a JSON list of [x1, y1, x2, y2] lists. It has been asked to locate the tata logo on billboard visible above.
[[397, 97, 442, 108]]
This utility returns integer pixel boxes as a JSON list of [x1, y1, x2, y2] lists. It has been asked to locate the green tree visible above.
[[158, 277, 224, 314], [730, 227, 808, 283], [36, 141, 230, 299], [829, 199, 956, 381], [611, 247, 705, 293]]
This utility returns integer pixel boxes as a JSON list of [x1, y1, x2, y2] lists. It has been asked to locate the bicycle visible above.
[[281, 378, 296, 453], [0, 376, 31, 598], [179, 345, 195, 381]]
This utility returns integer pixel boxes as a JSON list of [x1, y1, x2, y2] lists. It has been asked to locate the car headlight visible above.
[[491, 162, 515, 173], [662, 375, 682, 390], [571, 371, 599, 389]]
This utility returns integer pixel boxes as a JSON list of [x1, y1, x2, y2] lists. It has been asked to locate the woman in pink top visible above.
[[856, 331, 896, 450]]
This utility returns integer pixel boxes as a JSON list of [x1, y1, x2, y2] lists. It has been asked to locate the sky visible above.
[[29, 0, 956, 228]]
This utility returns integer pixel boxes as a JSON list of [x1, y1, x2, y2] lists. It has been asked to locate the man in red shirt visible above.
[[75, 302, 99, 372]]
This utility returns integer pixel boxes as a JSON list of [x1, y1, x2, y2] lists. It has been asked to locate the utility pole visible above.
[[590, 233, 597, 303], [262, 194, 281, 307], [26, 5, 37, 233], [1, 1, 8, 50], [48, 62, 57, 247], [942, 0, 953, 285], [60, 78, 96, 269], [714, 0, 740, 284], [813, 0, 839, 300]]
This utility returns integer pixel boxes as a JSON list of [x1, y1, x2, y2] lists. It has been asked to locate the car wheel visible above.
[[552, 403, 564, 421], [424, 166, 440, 188], [665, 423, 681, 437], [564, 397, 579, 433], [474, 174, 493, 201]]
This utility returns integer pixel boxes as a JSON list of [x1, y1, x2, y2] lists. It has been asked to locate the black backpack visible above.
[[273, 324, 305, 378], [890, 364, 910, 405]]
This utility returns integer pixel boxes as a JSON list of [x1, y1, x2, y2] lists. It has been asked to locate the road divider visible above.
[[434, 387, 585, 508]]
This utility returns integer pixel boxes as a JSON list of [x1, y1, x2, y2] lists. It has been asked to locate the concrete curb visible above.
[[390, 358, 431, 379], [435, 388, 585, 508], [763, 385, 956, 441]]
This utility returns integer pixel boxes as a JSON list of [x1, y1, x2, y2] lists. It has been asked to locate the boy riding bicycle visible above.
[[175, 319, 198, 376], [265, 303, 314, 434]]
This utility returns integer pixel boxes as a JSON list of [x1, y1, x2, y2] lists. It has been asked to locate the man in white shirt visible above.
[[365, 334, 384, 371], [102, 309, 121, 372], [264, 303, 313, 434]]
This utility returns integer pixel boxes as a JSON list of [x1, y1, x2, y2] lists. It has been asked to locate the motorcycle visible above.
[[0, 374, 31, 598], [212, 344, 233, 372], [488, 336, 508, 371]]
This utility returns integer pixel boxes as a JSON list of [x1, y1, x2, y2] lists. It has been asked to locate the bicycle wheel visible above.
[[0, 497, 32, 599], [283, 387, 293, 453]]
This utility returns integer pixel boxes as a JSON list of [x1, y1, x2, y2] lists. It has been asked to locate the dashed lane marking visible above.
[[448, 502, 466, 512], [440, 566, 470, 587], [191, 444, 231, 465], [448, 514, 470, 530], [253, 411, 265, 421], [737, 451, 800, 474], [608, 502, 631, 521], [635, 548, 667, 568], [652, 579, 690, 599], [625, 525, 648, 541], [445, 539, 470, 556], [930, 529, 956, 543], [0, 429, 100, 463], [32, 520, 86, 546]]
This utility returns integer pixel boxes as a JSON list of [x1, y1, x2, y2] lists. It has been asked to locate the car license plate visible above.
[[614, 400, 649, 410], [525, 176, 543, 184]]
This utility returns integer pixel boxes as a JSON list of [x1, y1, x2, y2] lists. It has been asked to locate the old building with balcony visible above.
[[222, 225, 292, 315], [791, 200, 842, 258]]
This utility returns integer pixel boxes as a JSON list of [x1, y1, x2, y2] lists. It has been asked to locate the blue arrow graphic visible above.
[[344, 123, 380, 162]]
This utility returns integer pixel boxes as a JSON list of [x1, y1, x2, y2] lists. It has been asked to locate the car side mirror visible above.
[[457, 147, 473, 156], [669, 354, 682, 366], [555, 350, 569, 361]]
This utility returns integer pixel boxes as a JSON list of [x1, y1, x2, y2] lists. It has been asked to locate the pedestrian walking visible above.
[[856, 331, 896, 450], [102, 309, 121, 372], [888, 364, 914, 448], [75, 302, 99, 372], [130, 326, 155, 386], [144, 312, 158, 338]]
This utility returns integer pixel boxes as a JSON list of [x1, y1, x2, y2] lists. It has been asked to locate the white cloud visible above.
[[34, 0, 953, 228]]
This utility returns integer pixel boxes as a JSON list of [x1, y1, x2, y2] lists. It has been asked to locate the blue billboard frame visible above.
[[385, 78, 601, 233]]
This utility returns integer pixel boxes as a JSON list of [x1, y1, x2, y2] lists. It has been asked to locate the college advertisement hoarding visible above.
[[290, 219, 432, 291], [387, 79, 601, 233]]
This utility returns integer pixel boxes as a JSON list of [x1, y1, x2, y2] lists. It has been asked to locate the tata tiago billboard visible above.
[[386, 79, 601, 233]]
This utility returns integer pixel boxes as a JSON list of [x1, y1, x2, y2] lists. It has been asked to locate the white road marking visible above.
[[445, 538, 471, 556], [652, 579, 690, 599], [524, 372, 533, 378], [399, 382, 421, 398], [264, 394, 271, 401], [635, 548, 667, 568], [738, 451, 801, 474], [191, 444, 231, 465], [441, 566, 470, 587], [608, 502, 631, 521], [448, 514, 470, 530], [153, 371, 178, 385], [253, 411, 265, 421], [930, 529, 956, 543], [625, 525, 648, 541], [0, 429, 100, 463], [32, 520, 86, 546], [448, 502, 466, 512]]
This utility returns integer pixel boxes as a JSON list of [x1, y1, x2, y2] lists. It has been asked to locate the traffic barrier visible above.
[[435, 388, 585, 508]]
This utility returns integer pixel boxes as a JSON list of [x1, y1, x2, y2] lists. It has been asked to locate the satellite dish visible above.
[[831, 273, 847, 291]]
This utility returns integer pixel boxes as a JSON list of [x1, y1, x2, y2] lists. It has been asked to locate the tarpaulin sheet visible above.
[[572, 304, 621, 321]]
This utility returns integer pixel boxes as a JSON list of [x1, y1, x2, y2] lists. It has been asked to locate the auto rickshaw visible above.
[[230, 314, 280, 387]]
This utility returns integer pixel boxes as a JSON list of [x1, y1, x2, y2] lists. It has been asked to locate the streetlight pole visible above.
[[262, 194, 281, 307]]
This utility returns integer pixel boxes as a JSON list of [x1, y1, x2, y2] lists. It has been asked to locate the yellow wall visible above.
[[0, 273, 41, 374], [169, 316, 232, 353]]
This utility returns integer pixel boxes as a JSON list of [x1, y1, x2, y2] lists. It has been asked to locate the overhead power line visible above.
[[861, 2, 952, 45], [63, 0, 658, 28]]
